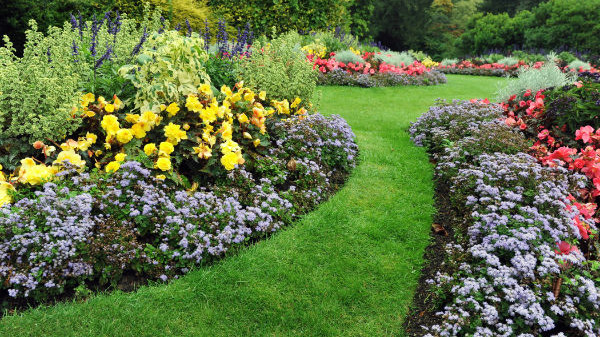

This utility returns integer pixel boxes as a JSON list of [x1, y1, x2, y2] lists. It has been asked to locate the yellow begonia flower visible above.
[[139, 111, 160, 131], [291, 97, 301, 109], [131, 123, 147, 139], [86, 133, 98, 144], [159, 141, 174, 155], [166, 102, 180, 117], [54, 150, 86, 168], [105, 103, 115, 113], [115, 153, 127, 162], [259, 91, 266, 100], [221, 85, 233, 97], [101, 115, 120, 135], [113, 95, 122, 109], [229, 93, 242, 103], [193, 143, 212, 159], [164, 123, 188, 144], [0, 182, 14, 207], [253, 138, 261, 147], [220, 122, 233, 141], [220, 139, 241, 154], [144, 143, 157, 156], [156, 157, 172, 171], [156, 174, 166, 180], [98, 96, 107, 107], [199, 83, 212, 96], [243, 132, 252, 139], [126, 114, 140, 124], [220, 152, 239, 170], [183, 123, 190, 130], [238, 113, 249, 123], [19, 159, 54, 185], [105, 161, 120, 173], [116, 128, 134, 144], [243, 92, 254, 102], [186, 95, 203, 112]]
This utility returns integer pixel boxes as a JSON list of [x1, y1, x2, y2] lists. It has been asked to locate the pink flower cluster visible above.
[[306, 54, 431, 77]]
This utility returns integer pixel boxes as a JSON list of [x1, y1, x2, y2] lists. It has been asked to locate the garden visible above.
[[0, 0, 600, 336]]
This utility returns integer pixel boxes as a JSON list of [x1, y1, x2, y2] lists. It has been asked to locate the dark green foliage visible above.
[[524, 0, 600, 55], [478, 0, 545, 15], [204, 54, 238, 89], [370, 0, 432, 52], [456, 10, 533, 55], [543, 82, 600, 143], [458, 0, 600, 56]]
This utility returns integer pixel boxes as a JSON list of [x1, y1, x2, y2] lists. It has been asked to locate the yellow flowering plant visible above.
[[69, 81, 308, 185]]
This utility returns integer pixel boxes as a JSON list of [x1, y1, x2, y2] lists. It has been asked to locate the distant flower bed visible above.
[[436, 60, 599, 77], [307, 52, 446, 87]]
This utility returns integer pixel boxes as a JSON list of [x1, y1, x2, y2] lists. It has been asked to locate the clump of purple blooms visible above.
[[0, 113, 358, 306], [410, 101, 600, 336]]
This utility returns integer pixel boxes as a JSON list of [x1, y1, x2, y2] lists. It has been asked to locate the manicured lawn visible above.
[[0, 75, 505, 336]]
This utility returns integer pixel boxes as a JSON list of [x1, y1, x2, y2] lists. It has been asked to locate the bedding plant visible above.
[[0, 10, 359, 310], [408, 99, 600, 336], [407, 62, 600, 336]]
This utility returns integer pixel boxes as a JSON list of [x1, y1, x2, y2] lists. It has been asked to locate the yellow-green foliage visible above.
[[238, 32, 317, 105], [211, 0, 351, 38], [119, 31, 210, 112], [149, 0, 212, 30], [0, 24, 80, 145]]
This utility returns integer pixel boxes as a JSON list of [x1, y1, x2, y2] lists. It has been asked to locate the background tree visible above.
[[370, 0, 433, 51]]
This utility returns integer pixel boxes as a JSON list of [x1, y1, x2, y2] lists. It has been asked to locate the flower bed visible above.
[[436, 60, 599, 77], [0, 10, 359, 310], [307, 52, 446, 87], [406, 100, 600, 336]]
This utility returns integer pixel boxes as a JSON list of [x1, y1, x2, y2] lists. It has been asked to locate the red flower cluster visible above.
[[306, 53, 431, 77], [501, 85, 598, 241]]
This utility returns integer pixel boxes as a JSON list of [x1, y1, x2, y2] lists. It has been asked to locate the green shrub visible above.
[[375, 51, 414, 67], [119, 30, 210, 112], [557, 51, 577, 63], [209, 0, 352, 38], [525, 0, 600, 56], [440, 58, 458, 66], [0, 26, 80, 165], [484, 53, 504, 63], [311, 30, 359, 55], [333, 50, 365, 64], [238, 32, 317, 105], [567, 59, 592, 71], [496, 62, 576, 101], [497, 57, 519, 66], [204, 54, 238, 89]]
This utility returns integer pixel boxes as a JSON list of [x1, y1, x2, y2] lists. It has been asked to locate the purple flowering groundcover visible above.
[[0, 113, 358, 312], [404, 101, 600, 336]]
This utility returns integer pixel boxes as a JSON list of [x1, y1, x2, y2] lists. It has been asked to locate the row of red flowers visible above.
[[306, 52, 431, 77]]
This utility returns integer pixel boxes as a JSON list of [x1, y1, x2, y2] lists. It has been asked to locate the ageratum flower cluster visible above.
[[410, 101, 600, 336], [0, 113, 358, 303]]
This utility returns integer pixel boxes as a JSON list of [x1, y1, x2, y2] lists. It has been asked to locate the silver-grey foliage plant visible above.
[[496, 62, 577, 101]]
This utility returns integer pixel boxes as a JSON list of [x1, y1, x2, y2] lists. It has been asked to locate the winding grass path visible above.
[[0, 75, 505, 336]]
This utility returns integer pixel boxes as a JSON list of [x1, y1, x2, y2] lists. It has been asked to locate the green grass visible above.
[[0, 75, 505, 336]]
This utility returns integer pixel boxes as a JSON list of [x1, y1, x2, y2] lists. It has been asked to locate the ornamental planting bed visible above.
[[0, 9, 364, 312], [404, 72, 600, 336]]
